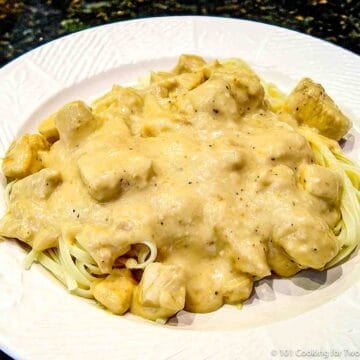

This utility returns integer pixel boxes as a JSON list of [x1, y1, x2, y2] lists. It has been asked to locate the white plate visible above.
[[1, 16, 360, 360]]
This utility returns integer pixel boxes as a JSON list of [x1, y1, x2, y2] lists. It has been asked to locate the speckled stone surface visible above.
[[0, 0, 359, 67]]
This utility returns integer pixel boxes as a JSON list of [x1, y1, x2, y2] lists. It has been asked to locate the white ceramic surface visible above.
[[0, 16, 360, 360]]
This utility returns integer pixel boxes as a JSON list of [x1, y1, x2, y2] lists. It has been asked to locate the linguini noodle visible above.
[[23, 233, 158, 299]]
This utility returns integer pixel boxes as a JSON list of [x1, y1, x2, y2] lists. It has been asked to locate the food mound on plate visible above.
[[1, 55, 359, 322]]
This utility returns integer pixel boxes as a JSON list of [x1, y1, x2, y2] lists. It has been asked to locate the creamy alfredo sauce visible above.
[[0, 56, 343, 319]]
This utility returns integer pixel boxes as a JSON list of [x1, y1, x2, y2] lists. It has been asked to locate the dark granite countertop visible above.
[[0, 1, 359, 359], [0, 0, 359, 67]]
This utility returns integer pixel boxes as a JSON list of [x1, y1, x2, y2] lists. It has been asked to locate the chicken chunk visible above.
[[76, 225, 131, 273], [150, 71, 205, 98], [78, 150, 153, 202], [255, 128, 314, 169], [272, 208, 339, 269], [211, 66, 265, 114], [285, 78, 351, 141], [92, 269, 136, 315], [267, 242, 301, 277], [55, 101, 97, 147], [177, 63, 265, 120], [178, 78, 240, 120], [140, 94, 188, 136], [222, 273, 253, 305], [92, 85, 144, 118], [38, 114, 59, 142], [184, 258, 253, 312], [185, 271, 224, 313], [0, 213, 59, 250], [0, 201, 60, 251], [0, 214, 33, 244], [298, 164, 342, 205], [10, 168, 61, 201], [173, 54, 206, 74], [216, 226, 271, 278], [131, 263, 186, 321], [2, 134, 49, 179], [1, 168, 61, 250]]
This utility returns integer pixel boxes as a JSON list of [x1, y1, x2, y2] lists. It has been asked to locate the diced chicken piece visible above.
[[0, 206, 59, 251], [10, 168, 61, 201], [231, 237, 270, 278], [185, 274, 224, 313], [175, 72, 205, 91], [184, 259, 253, 312], [138, 263, 185, 309], [55, 101, 97, 147], [233, 240, 270, 278], [131, 263, 186, 321], [267, 242, 301, 277], [0, 215, 33, 244], [38, 114, 59, 142], [76, 225, 131, 273], [2, 134, 49, 179], [222, 273, 253, 305], [2, 169, 61, 250], [285, 78, 351, 141], [78, 150, 153, 201], [92, 86, 143, 118], [178, 78, 239, 120], [272, 209, 339, 269], [150, 71, 173, 84], [32, 225, 59, 251], [298, 164, 342, 205], [92, 269, 136, 315], [216, 225, 270, 278], [0, 167, 61, 250], [255, 127, 314, 169], [173, 54, 206, 74], [151, 71, 205, 91], [177, 63, 265, 120], [140, 94, 188, 136], [211, 66, 265, 114], [150, 72, 205, 98]]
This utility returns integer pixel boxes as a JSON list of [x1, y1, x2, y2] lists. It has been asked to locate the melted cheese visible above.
[[0, 55, 346, 320]]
